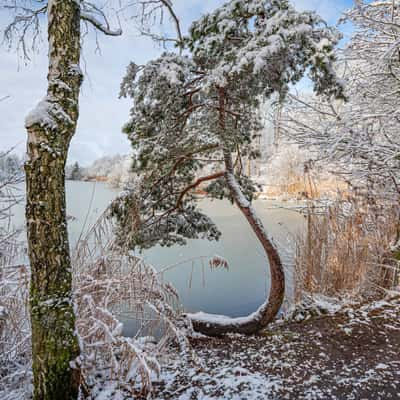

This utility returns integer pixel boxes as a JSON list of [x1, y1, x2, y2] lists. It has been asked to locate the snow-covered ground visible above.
[[1, 284, 399, 400], [151, 295, 400, 400]]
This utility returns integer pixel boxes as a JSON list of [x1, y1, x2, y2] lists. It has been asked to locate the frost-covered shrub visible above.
[[74, 154, 134, 188], [0, 151, 29, 400], [73, 212, 191, 398], [1, 209, 190, 400], [0, 264, 31, 400], [107, 156, 134, 188]]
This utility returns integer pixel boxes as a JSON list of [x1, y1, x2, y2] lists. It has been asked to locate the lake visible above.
[[9, 181, 305, 332]]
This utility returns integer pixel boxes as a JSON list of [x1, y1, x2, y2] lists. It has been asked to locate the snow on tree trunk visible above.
[[188, 88, 285, 335], [25, 1, 82, 398], [188, 153, 285, 335], [118, 0, 345, 337]]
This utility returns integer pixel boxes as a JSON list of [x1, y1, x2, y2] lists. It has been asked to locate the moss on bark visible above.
[[25, 1, 82, 399]]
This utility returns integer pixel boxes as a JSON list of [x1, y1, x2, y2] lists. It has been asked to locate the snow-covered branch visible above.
[[281, 1, 400, 199], [3, 1, 181, 57], [3, 3, 47, 59], [81, 2, 122, 36]]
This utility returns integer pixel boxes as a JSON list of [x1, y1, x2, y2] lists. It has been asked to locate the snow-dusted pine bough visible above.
[[113, 0, 345, 336]]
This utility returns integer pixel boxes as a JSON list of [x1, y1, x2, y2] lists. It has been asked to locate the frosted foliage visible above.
[[116, 0, 343, 250], [0, 152, 28, 400], [187, 0, 344, 97], [107, 156, 133, 187], [72, 211, 191, 398], [83, 154, 133, 187], [1, 210, 191, 399], [262, 144, 312, 185], [281, 1, 400, 197]]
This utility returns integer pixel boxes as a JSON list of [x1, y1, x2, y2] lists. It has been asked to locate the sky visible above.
[[0, 0, 352, 166]]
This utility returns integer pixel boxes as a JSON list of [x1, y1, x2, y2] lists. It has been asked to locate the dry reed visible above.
[[294, 194, 400, 302], [1, 206, 191, 399]]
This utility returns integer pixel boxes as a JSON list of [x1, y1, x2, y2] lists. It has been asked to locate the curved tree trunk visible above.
[[189, 152, 285, 335], [188, 87, 285, 336], [25, 1, 82, 398]]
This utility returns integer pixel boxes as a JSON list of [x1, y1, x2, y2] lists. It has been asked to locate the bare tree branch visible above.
[[81, 1, 122, 36], [159, 0, 183, 47], [3, 3, 47, 59], [3, 1, 181, 57]]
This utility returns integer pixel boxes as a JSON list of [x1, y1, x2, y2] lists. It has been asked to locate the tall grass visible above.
[[1, 203, 190, 399], [294, 195, 400, 301], [72, 211, 190, 398]]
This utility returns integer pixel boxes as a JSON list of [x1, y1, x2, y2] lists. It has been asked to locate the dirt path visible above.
[[153, 296, 400, 399]]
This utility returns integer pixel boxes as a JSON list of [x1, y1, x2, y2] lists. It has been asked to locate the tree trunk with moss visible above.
[[25, 1, 82, 399]]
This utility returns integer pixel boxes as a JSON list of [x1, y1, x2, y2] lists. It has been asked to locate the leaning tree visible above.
[[3, 1, 181, 399], [115, 0, 345, 336]]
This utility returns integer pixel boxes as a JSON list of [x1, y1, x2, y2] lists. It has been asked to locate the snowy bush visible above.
[[0, 151, 29, 400], [1, 208, 191, 400]]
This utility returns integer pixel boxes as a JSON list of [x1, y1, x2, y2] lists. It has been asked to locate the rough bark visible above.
[[189, 87, 285, 335], [25, 1, 82, 399]]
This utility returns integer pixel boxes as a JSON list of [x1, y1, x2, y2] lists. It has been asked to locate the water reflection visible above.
[[9, 181, 305, 336]]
